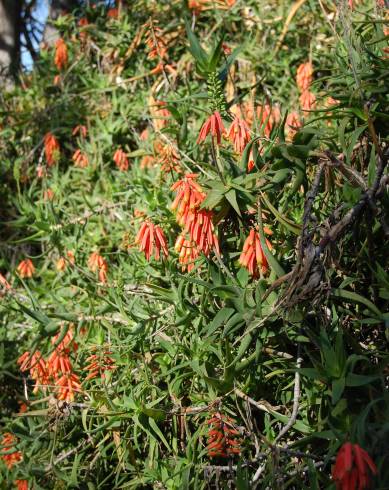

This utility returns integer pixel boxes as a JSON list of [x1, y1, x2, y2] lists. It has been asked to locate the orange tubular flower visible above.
[[113, 148, 129, 171], [107, 7, 119, 18], [78, 17, 89, 42], [150, 100, 171, 132], [296, 61, 313, 92], [256, 104, 280, 138], [174, 233, 200, 272], [228, 114, 251, 153], [140, 155, 155, 169], [184, 208, 220, 256], [17, 350, 49, 393], [55, 372, 81, 402], [17, 259, 35, 279], [56, 257, 66, 272], [72, 125, 87, 138], [239, 229, 272, 277], [140, 128, 149, 141], [54, 38, 68, 70], [88, 252, 108, 272], [44, 132, 60, 166], [135, 221, 169, 261], [43, 188, 55, 201], [72, 149, 89, 168], [197, 111, 226, 145], [171, 174, 205, 225], [15, 481, 28, 490], [1, 433, 22, 469], [0, 272, 11, 291], [332, 442, 377, 490], [158, 143, 182, 174], [300, 90, 316, 112], [286, 111, 302, 141], [206, 412, 241, 458], [84, 350, 116, 381], [145, 21, 168, 60]]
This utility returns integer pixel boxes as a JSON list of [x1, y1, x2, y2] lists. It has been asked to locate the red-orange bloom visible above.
[[54, 38, 68, 70], [171, 174, 205, 226], [55, 373, 81, 402], [158, 143, 182, 174], [43, 188, 55, 201], [17, 350, 49, 393], [88, 252, 107, 273], [174, 233, 200, 272], [300, 90, 316, 111], [256, 104, 280, 138], [1, 433, 22, 469], [72, 149, 89, 168], [44, 132, 60, 166], [296, 61, 313, 92], [197, 111, 226, 145], [239, 229, 272, 277], [150, 99, 171, 131], [107, 7, 119, 18], [228, 115, 251, 153], [113, 148, 129, 171], [145, 21, 168, 60], [332, 442, 377, 490], [0, 272, 11, 290], [140, 128, 149, 141], [286, 111, 302, 141], [72, 125, 87, 138], [140, 155, 155, 169], [15, 480, 28, 490], [184, 209, 220, 256], [17, 259, 35, 278], [206, 412, 241, 458], [84, 350, 116, 381], [135, 221, 169, 261]]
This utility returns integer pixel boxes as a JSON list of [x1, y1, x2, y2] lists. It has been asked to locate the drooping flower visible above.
[[55, 373, 82, 402], [256, 104, 281, 138], [72, 125, 87, 138], [107, 7, 119, 18], [158, 143, 182, 174], [300, 90, 316, 111], [84, 349, 116, 381], [54, 38, 68, 70], [17, 350, 49, 393], [228, 115, 251, 154], [239, 228, 272, 277], [17, 259, 35, 279], [0, 272, 11, 291], [140, 128, 149, 141], [171, 174, 205, 226], [183, 208, 220, 256], [135, 221, 169, 261], [1, 433, 22, 469], [15, 480, 28, 490], [88, 252, 108, 283], [332, 442, 377, 490], [140, 155, 155, 169], [174, 233, 200, 272], [36, 164, 46, 179], [113, 148, 129, 171], [145, 20, 168, 60], [72, 149, 89, 168], [149, 98, 171, 131], [286, 111, 302, 141], [296, 61, 313, 92], [43, 188, 55, 201], [197, 111, 226, 145], [206, 412, 241, 458], [44, 132, 60, 166], [56, 257, 66, 273]]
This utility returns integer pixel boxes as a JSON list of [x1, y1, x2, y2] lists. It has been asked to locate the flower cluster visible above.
[[171, 174, 220, 262], [72, 149, 89, 168], [174, 233, 200, 272], [135, 221, 169, 261], [239, 228, 273, 277], [18, 327, 81, 402], [1, 433, 22, 469], [88, 252, 109, 283], [113, 148, 129, 171], [17, 259, 35, 279], [84, 348, 116, 381], [296, 61, 316, 112], [44, 132, 60, 166], [206, 412, 241, 458], [54, 38, 68, 71], [332, 442, 377, 490]]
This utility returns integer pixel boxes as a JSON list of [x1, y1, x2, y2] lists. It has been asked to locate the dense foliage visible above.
[[0, 1, 388, 488]]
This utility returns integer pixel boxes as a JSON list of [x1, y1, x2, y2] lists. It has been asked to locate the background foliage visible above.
[[0, 0, 388, 488]]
